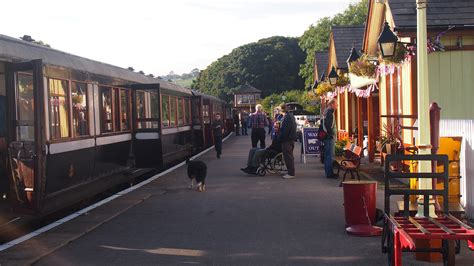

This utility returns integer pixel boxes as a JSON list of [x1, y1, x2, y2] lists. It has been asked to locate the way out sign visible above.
[[301, 127, 322, 163]]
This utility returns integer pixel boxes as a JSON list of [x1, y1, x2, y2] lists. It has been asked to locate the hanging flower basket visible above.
[[382, 42, 407, 65], [315, 81, 334, 97], [349, 54, 377, 78], [335, 74, 350, 87]]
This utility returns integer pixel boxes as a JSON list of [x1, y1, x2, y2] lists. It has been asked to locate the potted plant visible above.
[[381, 122, 402, 155], [335, 139, 348, 157]]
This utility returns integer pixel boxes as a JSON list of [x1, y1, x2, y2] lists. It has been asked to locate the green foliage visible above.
[[335, 139, 349, 156], [261, 89, 319, 115], [298, 0, 369, 87], [175, 78, 194, 88], [192, 36, 306, 102]]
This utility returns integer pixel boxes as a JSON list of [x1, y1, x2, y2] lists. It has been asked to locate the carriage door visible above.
[[191, 96, 204, 149], [5, 60, 45, 210], [130, 84, 163, 168]]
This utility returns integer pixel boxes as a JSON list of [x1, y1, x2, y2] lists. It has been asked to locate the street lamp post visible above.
[[376, 0, 434, 217], [416, 0, 435, 217]]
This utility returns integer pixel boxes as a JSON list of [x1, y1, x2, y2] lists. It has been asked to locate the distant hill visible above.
[[160, 69, 199, 88], [192, 36, 306, 102]]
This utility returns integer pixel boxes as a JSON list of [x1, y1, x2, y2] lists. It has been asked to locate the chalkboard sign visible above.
[[301, 127, 322, 163]]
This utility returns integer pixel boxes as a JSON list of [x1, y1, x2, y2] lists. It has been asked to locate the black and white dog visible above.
[[186, 158, 207, 192]]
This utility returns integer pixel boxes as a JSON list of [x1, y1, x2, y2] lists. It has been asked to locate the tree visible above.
[[138, 70, 145, 74], [127, 67, 135, 71], [260, 89, 319, 114], [299, 0, 368, 87], [192, 36, 306, 102]]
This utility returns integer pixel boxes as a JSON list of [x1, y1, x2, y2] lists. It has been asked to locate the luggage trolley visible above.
[[381, 154, 474, 266]]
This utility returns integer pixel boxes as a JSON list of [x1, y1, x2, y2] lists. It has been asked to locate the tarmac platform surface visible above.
[[1, 134, 473, 265]]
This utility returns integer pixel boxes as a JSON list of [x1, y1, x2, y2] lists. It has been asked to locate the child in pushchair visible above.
[[240, 140, 287, 176]]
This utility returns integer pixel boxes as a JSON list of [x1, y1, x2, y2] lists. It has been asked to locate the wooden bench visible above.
[[336, 143, 362, 186]]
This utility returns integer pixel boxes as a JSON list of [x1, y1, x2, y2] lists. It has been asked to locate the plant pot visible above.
[[386, 143, 398, 155]]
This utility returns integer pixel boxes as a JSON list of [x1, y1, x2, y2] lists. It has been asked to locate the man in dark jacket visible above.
[[278, 103, 297, 179], [323, 98, 338, 178], [212, 113, 224, 158]]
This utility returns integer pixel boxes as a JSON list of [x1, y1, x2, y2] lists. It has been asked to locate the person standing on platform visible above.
[[248, 104, 268, 148], [267, 113, 273, 135], [233, 110, 240, 136], [241, 111, 249, 136], [278, 103, 297, 179], [323, 98, 338, 178], [272, 107, 283, 140], [212, 112, 224, 158]]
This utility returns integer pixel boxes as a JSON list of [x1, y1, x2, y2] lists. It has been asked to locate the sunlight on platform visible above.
[[101, 245, 208, 257]]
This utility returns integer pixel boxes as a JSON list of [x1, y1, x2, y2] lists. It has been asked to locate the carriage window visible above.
[[16, 73, 35, 141], [202, 104, 210, 124], [184, 98, 190, 125], [192, 98, 201, 125], [49, 78, 70, 139], [137, 91, 160, 129], [213, 103, 222, 117], [177, 98, 184, 126], [120, 89, 130, 131], [136, 91, 145, 129], [170, 96, 177, 127], [100, 87, 113, 133], [149, 92, 159, 128], [71, 82, 88, 136], [161, 95, 170, 127]]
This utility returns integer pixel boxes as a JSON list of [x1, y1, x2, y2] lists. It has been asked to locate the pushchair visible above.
[[255, 149, 287, 176]]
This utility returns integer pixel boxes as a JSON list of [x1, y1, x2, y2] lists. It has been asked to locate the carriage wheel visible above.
[[265, 158, 276, 174], [257, 167, 266, 176], [381, 221, 394, 266], [386, 231, 394, 266], [381, 221, 389, 253], [442, 240, 455, 266], [455, 240, 461, 254], [272, 153, 287, 175]]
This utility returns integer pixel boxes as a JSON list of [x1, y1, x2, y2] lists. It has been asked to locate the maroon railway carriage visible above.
[[190, 92, 232, 150], [0, 34, 225, 216]]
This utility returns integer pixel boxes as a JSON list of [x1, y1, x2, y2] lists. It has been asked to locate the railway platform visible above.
[[1, 135, 473, 265]]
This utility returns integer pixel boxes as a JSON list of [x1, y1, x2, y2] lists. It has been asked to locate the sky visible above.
[[1, 0, 357, 76]]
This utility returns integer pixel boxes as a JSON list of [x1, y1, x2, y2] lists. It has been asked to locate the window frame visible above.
[[169, 96, 177, 127], [184, 98, 191, 125], [99, 85, 115, 134], [70, 80, 90, 138], [117, 88, 131, 132], [161, 94, 171, 128], [48, 77, 72, 141], [202, 104, 210, 124], [177, 97, 185, 127]]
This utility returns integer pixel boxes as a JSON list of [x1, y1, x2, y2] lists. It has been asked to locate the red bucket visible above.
[[342, 181, 381, 236]]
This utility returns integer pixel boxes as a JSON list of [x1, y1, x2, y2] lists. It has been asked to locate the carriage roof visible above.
[[0, 34, 190, 95]]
